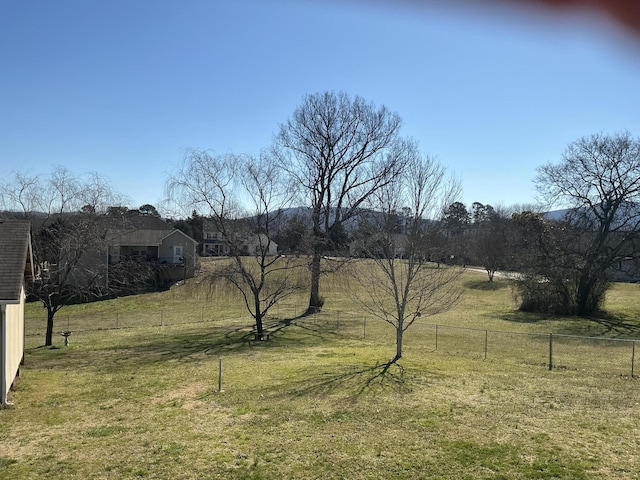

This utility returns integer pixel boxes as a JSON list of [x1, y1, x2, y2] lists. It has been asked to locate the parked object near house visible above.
[[0, 220, 35, 405]]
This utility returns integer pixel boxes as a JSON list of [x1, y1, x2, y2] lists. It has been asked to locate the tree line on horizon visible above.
[[2, 91, 640, 362]]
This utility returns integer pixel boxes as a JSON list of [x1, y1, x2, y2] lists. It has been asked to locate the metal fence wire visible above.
[[25, 306, 639, 378], [415, 324, 638, 377]]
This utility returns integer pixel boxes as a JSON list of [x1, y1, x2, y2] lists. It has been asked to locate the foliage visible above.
[[272, 214, 309, 254], [517, 132, 640, 316], [467, 203, 510, 282], [170, 210, 204, 245], [440, 201, 470, 265]]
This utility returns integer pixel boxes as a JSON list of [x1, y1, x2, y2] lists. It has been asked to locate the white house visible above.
[[245, 233, 278, 256], [0, 220, 35, 405], [201, 220, 278, 257]]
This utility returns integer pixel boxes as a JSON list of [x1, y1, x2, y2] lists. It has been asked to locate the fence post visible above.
[[218, 357, 223, 392], [548, 333, 553, 371], [632, 341, 636, 378], [484, 330, 488, 360]]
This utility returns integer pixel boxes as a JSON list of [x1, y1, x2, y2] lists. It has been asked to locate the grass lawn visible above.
[[2, 267, 640, 479]]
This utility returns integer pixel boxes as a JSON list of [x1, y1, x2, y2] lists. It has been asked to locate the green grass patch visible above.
[[5, 265, 640, 478]]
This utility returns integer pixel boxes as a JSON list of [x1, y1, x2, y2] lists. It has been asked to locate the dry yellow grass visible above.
[[5, 261, 640, 479]]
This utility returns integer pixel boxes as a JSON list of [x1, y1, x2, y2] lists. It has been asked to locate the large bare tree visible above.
[[0, 167, 123, 345], [275, 91, 406, 314], [167, 150, 303, 339], [351, 146, 462, 363], [530, 131, 640, 315]]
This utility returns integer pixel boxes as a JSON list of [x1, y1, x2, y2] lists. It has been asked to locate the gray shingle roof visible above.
[[0, 220, 32, 302], [106, 216, 173, 246]]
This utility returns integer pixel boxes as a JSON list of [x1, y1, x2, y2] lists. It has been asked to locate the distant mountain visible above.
[[542, 209, 572, 221], [542, 202, 640, 230]]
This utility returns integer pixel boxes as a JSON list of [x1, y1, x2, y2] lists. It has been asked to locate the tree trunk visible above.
[[393, 324, 404, 363], [254, 294, 265, 340], [576, 274, 597, 316], [45, 308, 55, 346], [306, 252, 322, 314], [255, 314, 265, 340]]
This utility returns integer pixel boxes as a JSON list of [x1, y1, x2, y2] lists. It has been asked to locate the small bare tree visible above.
[[351, 145, 462, 363], [167, 150, 303, 339], [1, 167, 124, 346]]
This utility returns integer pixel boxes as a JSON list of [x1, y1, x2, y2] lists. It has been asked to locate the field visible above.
[[2, 263, 640, 479]]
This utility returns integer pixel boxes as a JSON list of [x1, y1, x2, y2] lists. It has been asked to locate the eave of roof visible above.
[[0, 220, 32, 302]]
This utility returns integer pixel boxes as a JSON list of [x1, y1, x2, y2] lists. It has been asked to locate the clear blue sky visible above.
[[2, 0, 639, 213]]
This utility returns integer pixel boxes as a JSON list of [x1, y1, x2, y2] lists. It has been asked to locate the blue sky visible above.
[[2, 0, 639, 214]]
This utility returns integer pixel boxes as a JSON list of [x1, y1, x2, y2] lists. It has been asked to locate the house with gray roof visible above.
[[0, 220, 35, 405], [108, 216, 198, 267]]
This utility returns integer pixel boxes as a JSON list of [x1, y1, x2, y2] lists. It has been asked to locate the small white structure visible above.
[[0, 220, 35, 405], [245, 234, 278, 256]]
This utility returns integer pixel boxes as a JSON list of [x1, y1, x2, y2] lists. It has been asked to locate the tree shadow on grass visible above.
[[464, 278, 510, 291], [34, 313, 348, 374], [498, 310, 640, 338], [262, 314, 344, 340], [497, 311, 555, 324], [286, 360, 430, 398], [580, 312, 640, 338]]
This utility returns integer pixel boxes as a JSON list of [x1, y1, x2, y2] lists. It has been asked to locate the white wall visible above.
[[1, 285, 25, 404]]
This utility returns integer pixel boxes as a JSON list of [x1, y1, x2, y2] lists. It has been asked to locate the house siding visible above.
[[159, 230, 198, 265], [1, 286, 25, 404]]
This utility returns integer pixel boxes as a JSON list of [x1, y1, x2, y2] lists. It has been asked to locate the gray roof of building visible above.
[[107, 217, 197, 247], [107, 216, 173, 246], [0, 220, 32, 302]]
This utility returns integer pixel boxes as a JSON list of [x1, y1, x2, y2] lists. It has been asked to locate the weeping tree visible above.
[[167, 150, 304, 339], [275, 91, 406, 314], [350, 144, 463, 363], [0, 167, 123, 346]]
